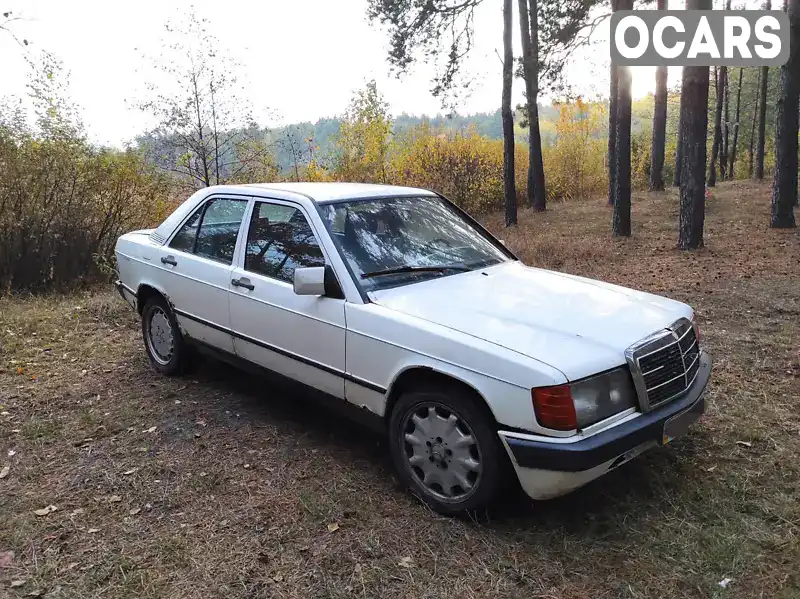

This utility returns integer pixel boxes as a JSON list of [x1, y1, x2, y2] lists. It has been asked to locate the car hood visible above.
[[369, 261, 693, 381]]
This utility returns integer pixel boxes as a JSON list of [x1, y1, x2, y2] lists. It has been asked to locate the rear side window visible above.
[[169, 206, 203, 253], [169, 198, 248, 264]]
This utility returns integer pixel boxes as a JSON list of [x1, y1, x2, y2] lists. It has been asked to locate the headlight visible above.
[[570, 367, 638, 428]]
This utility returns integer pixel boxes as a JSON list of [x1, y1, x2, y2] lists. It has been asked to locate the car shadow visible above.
[[183, 352, 704, 537]]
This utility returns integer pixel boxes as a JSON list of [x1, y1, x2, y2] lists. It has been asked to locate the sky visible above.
[[0, 0, 682, 147]]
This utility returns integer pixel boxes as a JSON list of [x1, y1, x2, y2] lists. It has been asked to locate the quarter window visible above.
[[169, 198, 248, 265], [244, 202, 325, 283]]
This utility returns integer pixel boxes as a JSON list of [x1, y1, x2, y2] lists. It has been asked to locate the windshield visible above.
[[318, 196, 512, 291]]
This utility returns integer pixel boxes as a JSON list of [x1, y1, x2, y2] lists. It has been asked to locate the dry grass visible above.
[[1, 181, 798, 599]]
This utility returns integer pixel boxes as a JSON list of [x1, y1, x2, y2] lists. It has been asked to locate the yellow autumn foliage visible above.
[[541, 99, 607, 204]]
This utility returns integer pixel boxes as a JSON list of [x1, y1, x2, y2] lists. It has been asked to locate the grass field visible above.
[[1, 181, 798, 599]]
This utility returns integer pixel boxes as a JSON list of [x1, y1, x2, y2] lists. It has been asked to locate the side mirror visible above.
[[293, 266, 326, 296]]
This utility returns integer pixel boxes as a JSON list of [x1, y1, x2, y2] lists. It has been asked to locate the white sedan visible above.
[[115, 182, 711, 515]]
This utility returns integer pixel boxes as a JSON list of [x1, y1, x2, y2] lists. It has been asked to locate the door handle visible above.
[[161, 255, 177, 266], [231, 277, 255, 291]]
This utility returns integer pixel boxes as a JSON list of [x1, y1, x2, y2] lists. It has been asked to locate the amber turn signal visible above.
[[532, 384, 577, 431]]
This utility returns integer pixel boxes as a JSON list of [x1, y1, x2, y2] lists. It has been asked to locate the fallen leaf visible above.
[[122, 469, 137, 476], [706, 465, 717, 472], [143, 426, 157, 433], [397, 556, 414, 568], [129, 507, 141, 516], [34, 505, 57, 516], [70, 508, 85, 517], [273, 573, 283, 582], [196, 419, 207, 427], [25, 588, 44, 597], [7, 450, 16, 457], [736, 441, 752, 448], [327, 522, 340, 533], [718, 577, 734, 588], [87, 528, 101, 534], [108, 495, 122, 503], [0, 550, 14, 568], [16, 367, 24, 375], [10, 579, 26, 587], [0, 465, 9, 479]]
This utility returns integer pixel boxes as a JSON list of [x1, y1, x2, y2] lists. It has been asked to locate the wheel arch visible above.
[[136, 283, 172, 316], [384, 365, 501, 429]]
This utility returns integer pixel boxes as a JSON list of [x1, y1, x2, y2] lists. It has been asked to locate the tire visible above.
[[141, 295, 189, 376], [388, 386, 508, 516]]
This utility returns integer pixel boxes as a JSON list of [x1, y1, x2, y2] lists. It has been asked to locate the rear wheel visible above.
[[388, 387, 507, 515], [141, 295, 189, 375]]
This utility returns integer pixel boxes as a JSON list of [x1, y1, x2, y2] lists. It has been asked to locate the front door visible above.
[[157, 196, 249, 353], [229, 199, 346, 398]]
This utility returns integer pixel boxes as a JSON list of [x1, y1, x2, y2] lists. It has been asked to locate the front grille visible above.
[[626, 319, 701, 411]]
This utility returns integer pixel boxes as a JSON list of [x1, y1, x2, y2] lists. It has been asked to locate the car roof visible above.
[[150, 182, 437, 246], [238, 182, 437, 203]]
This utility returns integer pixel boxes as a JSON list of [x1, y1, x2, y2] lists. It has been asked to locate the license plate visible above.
[[662, 407, 701, 445]]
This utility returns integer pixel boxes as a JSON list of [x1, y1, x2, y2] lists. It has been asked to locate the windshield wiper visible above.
[[360, 264, 470, 279]]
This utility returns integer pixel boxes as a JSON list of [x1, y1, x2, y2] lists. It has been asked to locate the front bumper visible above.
[[500, 351, 711, 499]]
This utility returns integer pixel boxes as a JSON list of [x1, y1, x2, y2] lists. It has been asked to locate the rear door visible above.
[[156, 196, 250, 353], [229, 198, 346, 398]]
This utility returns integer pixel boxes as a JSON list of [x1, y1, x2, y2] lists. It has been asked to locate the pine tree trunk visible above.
[[755, 0, 772, 181], [611, 0, 633, 237], [721, 69, 730, 179], [728, 67, 744, 179], [770, 0, 799, 227], [720, 0, 732, 180], [708, 66, 725, 187], [748, 68, 761, 178], [608, 0, 619, 205], [649, 0, 668, 191], [679, 0, 711, 250], [502, 0, 517, 227], [674, 83, 685, 187], [518, 0, 547, 211]]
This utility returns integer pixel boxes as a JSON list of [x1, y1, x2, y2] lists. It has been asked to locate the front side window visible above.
[[169, 198, 247, 264], [244, 202, 325, 283], [318, 196, 510, 291]]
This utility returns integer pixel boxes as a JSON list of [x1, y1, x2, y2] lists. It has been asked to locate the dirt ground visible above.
[[1, 181, 798, 599]]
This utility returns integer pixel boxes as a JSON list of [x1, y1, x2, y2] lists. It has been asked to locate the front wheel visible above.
[[388, 387, 507, 515], [141, 295, 189, 375]]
